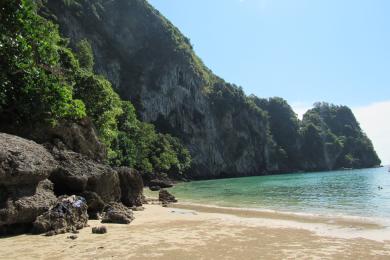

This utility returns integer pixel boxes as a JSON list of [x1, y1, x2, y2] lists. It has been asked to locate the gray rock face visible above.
[[0, 180, 57, 227], [0, 133, 58, 186], [116, 167, 144, 207], [32, 195, 88, 235], [48, 118, 107, 162], [50, 149, 121, 203], [0, 134, 58, 234], [0, 133, 144, 235]]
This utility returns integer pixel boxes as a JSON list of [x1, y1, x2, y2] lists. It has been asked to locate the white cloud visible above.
[[353, 101, 390, 165], [291, 100, 389, 165]]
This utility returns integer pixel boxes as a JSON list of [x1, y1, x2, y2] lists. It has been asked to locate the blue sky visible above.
[[148, 0, 390, 164]]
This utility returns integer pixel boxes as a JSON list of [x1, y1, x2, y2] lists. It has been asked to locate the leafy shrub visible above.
[[0, 0, 86, 125]]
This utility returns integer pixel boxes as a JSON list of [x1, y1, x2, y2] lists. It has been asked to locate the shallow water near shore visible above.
[[170, 167, 390, 222]]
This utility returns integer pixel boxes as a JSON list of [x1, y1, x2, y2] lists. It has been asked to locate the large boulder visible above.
[[101, 202, 134, 224], [32, 195, 88, 235], [116, 167, 144, 207], [0, 133, 58, 186], [0, 133, 58, 235], [0, 180, 57, 233], [49, 149, 121, 203]]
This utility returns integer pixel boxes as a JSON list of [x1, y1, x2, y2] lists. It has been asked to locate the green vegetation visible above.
[[251, 97, 302, 169], [301, 102, 380, 169], [73, 71, 123, 157], [0, 0, 86, 125], [251, 99, 381, 171], [112, 101, 191, 176], [75, 39, 94, 71], [0, 0, 191, 178]]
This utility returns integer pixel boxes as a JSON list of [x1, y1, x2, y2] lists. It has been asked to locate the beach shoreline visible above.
[[1, 203, 390, 259]]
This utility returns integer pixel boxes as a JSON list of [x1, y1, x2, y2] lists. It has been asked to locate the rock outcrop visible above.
[[0, 134, 58, 234], [101, 202, 134, 224], [32, 195, 88, 235], [49, 148, 121, 203], [0, 180, 57, 234], [47, 118, 107, 162], [0, 133, 58, 186], [0, 133, 144, 235], [116, 167, 144, 207]]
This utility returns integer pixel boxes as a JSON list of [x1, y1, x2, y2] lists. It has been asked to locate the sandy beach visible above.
[[1, 203, 390, 260]]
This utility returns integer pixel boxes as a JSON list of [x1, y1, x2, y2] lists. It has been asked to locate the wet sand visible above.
[[1, 204, 390, 259]]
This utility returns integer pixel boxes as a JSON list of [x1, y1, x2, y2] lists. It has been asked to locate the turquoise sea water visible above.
[[170, 167, 390, 219]]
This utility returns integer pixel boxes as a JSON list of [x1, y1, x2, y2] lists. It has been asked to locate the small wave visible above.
[[173, 201, 390, 228]]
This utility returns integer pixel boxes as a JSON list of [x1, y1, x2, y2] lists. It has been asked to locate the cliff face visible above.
[[41, 0, 280, 179], [40, 0, 380, 178]]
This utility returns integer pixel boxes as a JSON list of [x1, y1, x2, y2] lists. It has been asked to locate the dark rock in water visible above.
[[0, 133, 57, 186], [116, 167, 143, 207], [80, 191, 105, 220], [101, 202, 134, 224], [49, 149, 121, 202], [92, 226, 107, 234], [158, 189, 177, 204], [32, 195, 88, 235], [149, 179, 173, 188], [149, 186, 161, 191], [0, 180, 57, 227]]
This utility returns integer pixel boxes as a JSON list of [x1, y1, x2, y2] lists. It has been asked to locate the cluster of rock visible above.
[[32, 195, 88, 236], [0, 133, 144, 236]]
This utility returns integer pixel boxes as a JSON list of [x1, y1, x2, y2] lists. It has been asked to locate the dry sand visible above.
[[1, 203, 390, 260]]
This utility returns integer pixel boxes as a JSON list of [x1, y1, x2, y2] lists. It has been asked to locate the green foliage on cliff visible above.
[[255, 99, 381, 171], [73, 71, 123, 156], [0, 0, 86, 125], [302, 103, 381, 169], [251, 97, 302, 169], [75, 39, 94, 71], [112, 101, 192, 176]]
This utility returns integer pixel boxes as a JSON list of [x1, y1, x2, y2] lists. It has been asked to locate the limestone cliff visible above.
[[40, 0, 381, 178]]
